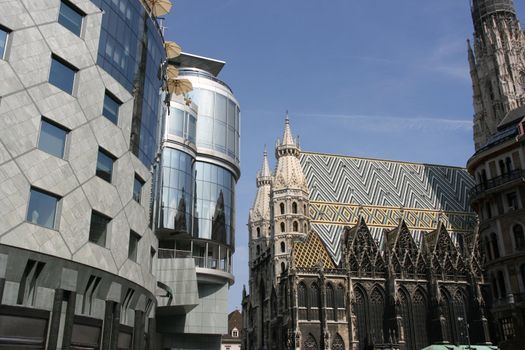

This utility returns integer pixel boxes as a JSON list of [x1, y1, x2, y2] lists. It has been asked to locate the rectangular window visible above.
[[128, 231, 140, 262], [133, 175, 144, 203], [49, 55, 77, 94], [0, 26, 9, 59], [58, 0, 84, 36], [27, 188, 59, 229], [507, 192, 518, 210], [89, 211, 110, 247], [96, 148, 114, 183], [102, 92, 120, 124], [38, 119, 68, 158]]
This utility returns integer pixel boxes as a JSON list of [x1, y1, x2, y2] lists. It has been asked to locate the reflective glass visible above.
[[168, 108, 184, 137], [58, 1, 83, 36], [102, 93, 120, 124], [89, 211, 110, 246], [214, 121, 226, 151], [96, 149, 114, 182], [49, 57, 76, 94], [188, 114, 196, 144], [133, 175, 143, 202], [0, 28, 7, 59], [38, 119, 67, 158], [27, 188, 59, 229], [197, 116, 213, 147], [215, 94, 227, 123]]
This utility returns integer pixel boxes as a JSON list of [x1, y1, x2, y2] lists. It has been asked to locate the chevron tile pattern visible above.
[[301, 152, 477, 264]]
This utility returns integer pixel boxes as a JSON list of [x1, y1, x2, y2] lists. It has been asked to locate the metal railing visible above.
[[157, 248, 231, 273], [468, 169, 525, 200]]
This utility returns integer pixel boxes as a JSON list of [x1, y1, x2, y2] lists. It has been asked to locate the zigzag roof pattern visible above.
[[301, 152, 477, 264]]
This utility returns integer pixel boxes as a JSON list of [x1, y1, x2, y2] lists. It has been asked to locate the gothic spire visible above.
[[250, 148, 272, 223], [471, 0, 517, 33]]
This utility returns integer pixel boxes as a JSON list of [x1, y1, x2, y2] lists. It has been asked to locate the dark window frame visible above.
[[26, 187, 61, 230], [88, 211, 111, 247], [96, 148, 115, 183], [132, 174, 144, 203], [102, 90, 121, 125], [0, 24, 11, 60], [38, 117, 69, 159], [49, 54, 78, 94], [58, 0, 85, 36], [128, 230, 140, 262]]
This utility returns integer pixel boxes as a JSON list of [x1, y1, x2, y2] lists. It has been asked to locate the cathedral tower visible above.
[[248, 148, 273, 264], [272, 115, 310, 278], [469, 0, 525, 149]]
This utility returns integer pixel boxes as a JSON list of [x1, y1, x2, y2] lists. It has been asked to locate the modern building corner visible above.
[[154, 53, 240, 349]]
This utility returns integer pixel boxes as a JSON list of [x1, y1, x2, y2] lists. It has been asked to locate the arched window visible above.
[[399, 290, 412, 350], [331, 333, 345, 350], [298, 282, 308, 320], [491, 232, 500, 259], [453, 291, 468, 345], [369, 288, 385, 344], [256, 227, 260, 238], [326, 283, 335, 321], [280, 241, 286, 253], [309, 282, 320, 320], [497, 270, 507, 298], [292, 202, 298, 213], [514, 225, 525, 251], [281, 262, 285, 273], [413, 290, 429, 349], [304, 204, 307, 214], [441, 289, 454, 343], [280, 203, 285, 215], [293, 221, 298, 232], [484, 237, 493, 261], [280, 222, 285, 233], [336, 284, 345, 321], [256, 245, 260, 255], [304, 333, 318, 350], [353, 287, 367, 350]]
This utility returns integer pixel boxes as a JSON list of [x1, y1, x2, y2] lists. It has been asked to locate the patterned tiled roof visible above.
[[301, 152, 477, 264], [293, 231, 336, 269]]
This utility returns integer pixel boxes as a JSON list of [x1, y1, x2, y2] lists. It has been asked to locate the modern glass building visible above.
[[155, 53, 240, 349], [0, 0, 165, 348]]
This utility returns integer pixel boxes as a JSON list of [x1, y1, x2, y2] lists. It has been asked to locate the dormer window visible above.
[[231, 328, 239, 337]]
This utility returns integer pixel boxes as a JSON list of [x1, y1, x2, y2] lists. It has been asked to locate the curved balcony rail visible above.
[[158, 248, 231, 273], [468, 169, 525, 201]]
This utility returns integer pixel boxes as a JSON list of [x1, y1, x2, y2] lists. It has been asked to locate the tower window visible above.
[[281, 262, 285, 273], [280, 222, 285, 233], [256, 245, 260, 255], [304, 204, 307, 214], [280, 203, 285, 215], [292, 202, 297, 214], [293, 221, 298, 232], [280, 241, 286, 253], [58, 0, 84, 36], [256, 227, 261, 238]]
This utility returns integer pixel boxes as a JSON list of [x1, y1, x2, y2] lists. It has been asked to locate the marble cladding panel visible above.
[[0, 0, 157, 293]]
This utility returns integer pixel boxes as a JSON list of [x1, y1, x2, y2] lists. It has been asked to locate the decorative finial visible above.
[[263, 144, 267, 157], [285, 110, 289, 124]]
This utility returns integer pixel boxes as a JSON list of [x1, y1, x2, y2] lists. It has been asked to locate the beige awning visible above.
[[145, 0, 172, 16], [164, 41, 182, 59], [166, 66, 179, 80], [166, 78, 193, 95]]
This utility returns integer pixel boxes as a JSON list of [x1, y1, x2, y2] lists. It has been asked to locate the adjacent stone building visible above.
[[466, 1, 525, 349], [0, 0, 164, 348], [242, 118, 492, 350]]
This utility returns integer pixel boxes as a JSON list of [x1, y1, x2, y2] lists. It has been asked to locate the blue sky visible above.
[[164, 1, 525, 311]]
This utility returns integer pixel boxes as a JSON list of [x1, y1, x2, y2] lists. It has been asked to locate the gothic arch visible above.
[[326, 282, 335, 320], [304, 333, 318, 349], [369, 286, 385, 345], [440, 287, 454, 343], [353, 285, 368, 350], [398, 287, 413, 350], [453, 289, 468, 344], [412, 288, 429, 349], [310, 282, 320, 320], [331, 333, 345, 350], [513, 223, 525, 251], [256, 226, 260, 237], [293, 221, 298, 232], [292, 202, 298, 214], [280, 241, 286, 253], [280, 202, 285, 215], [280, 222, 285, 233], [298, 281, 308, 320]]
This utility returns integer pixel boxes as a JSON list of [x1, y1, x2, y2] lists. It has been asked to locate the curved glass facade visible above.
[[92, 0, 165, 166], [186, 84, 240, 164], [194, 162, 235, 247], [159, 148, 194, 234], [166, 106, 197, 144]]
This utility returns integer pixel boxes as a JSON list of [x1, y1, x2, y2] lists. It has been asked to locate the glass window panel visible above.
[[38, 119, 67, 158], [198, 89, 214, 116], [188, 114, 196, 144], [0, 28, 8, 59], [27, 188, 59, 229], [227, 100, 235, 128], [49, 56, 76, 94], [214, 121, 226, 151], [228, 127, 235, 155], [168, 108, 184, 137], [133, 175, 143, 202], [89, 211, 110, 247], [197, 116, 213, 147], [96, 149, 114, 183], [58, 1, 83, 36], [215, 94, 227, 123], [102, 92, 120, 124]]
